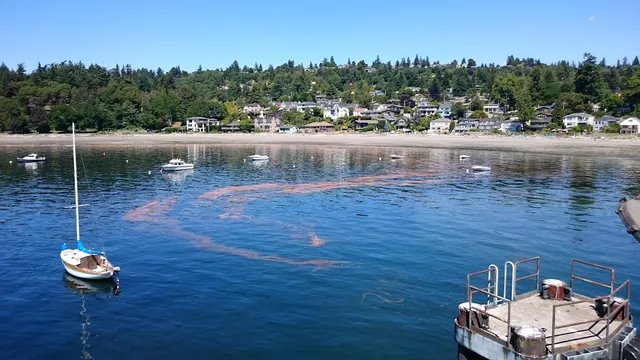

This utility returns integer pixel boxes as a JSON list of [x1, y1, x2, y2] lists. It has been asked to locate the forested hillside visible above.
[[0, 53, 639, 133]]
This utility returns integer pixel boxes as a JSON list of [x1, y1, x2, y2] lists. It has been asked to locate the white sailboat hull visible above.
[[248, 155, 269, 161], [61, 261, 114, 280]]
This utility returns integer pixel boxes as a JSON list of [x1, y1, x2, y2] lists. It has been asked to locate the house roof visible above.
[[439, 102, 452, 108], [620, 117, 640, 125], [431, 118, 451, 123], [303, 121, 334, 127], [564, 113, 592, 118], [596, 115, 619, 121], [355, 120, 379, 125]]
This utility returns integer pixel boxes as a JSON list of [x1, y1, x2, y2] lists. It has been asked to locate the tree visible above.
[[633, 56, 640, 66], [624, 69, 640, 109], [470, 97, 483, 111], [491, 73, 521, 109], [467, 59, 476, 68], [515, 87, 535, 122], [574, 53, 605, 102], [601, 93, 623, 112], [28, 106, 50, 133], [0, 97, 28, 133], [48, 104, 78, 132], [605, 122, 621, 133], [452, 102, 467, 119], [470, 110, 488, 118]]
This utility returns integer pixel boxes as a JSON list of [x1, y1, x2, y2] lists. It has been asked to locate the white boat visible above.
[[460, 155, 471, 160], [60, 123, 120, 280], [390, 154, 404, 159], [471, 165, 492, 172], [248, 154, 269, 161], [161, 158, 194, 171], [16, 153, 46, 162]]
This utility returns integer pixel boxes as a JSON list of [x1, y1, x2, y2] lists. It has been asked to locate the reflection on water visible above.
[[161, 169, 194, 185], [62, 274, 117, 360], [250, 159, 269, 167], [21, 161, 40, 172], [2, 145, 640, 360]]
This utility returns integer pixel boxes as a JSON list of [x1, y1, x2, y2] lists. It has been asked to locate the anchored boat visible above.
[[471, 165, 491, 172], [16, 153, 46, 162], [161, 158, 194, 171], [248, 154, 269, 161], [60, 123, 120, 280]]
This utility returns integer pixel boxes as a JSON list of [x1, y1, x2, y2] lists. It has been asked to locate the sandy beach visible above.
[[1, 132, 639, 158]]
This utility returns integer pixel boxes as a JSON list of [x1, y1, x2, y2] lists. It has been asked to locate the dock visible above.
[[455, 257, 640, 360]]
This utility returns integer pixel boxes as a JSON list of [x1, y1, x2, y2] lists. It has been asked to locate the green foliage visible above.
[[449, 120, 456, 132], [470, 110, 488, 118], [0, 54, 639, 133], [451, 102, 467, 119], [605, 122, 621, 133], [412, 117, 432, 132]]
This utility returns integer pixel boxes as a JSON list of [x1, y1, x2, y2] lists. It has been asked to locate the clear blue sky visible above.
[[1, 0, 638, 72]]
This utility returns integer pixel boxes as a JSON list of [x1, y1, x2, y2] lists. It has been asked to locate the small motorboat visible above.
[[616, 197, 640, 243], [390, 154, 404, 159], [248, 154, 269, 161], [161, 158, 194, 171], [17, 153, 46, 162], [460, 155, 471, 160], [471, 165, 491, 172]]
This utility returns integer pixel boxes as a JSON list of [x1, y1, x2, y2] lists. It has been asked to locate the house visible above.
[[254, 116, 282, 133], [430, 118, 452, 133], [315, 94, 328, 104], [439, 102, 453, 118], [620, 117, 640, 134], [453, 119, 479, 132], [415, 101, 439, 117], [185, 117, 221, 132], [353, 107, 368, 117], [477, 119, 501, 132], [322, 104, 349, 120], [279, 125, 298, 134], [297, 102, 320, 112], [355, 120, 379, 130], [483, 103, 503, 118], [562, 113, 594, 129], [593, 115, 619, 132], [368, 90, 386, 97], [221, 121, 241, 132], [360, 109, 382, 118], [242, 104, 265, 116], [528, 107, 554, 131], [277, 101, 298, 111], [385, 104, 403, 114], [501, 120, 523, 133], [394, 117, 409, 129], [301, 121, 334, 133]]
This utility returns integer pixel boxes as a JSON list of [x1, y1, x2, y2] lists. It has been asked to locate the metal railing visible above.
[[467, 267, 513, 347], [511, 257, 540, 300], [570, 259, 615, 295], [550, 279, 631, 354]]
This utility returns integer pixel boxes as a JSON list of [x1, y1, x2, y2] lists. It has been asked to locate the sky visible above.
[[1, 0, 639, 72]]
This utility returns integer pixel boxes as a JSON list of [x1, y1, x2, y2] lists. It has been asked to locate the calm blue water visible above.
[[1, 144, 640, 360]]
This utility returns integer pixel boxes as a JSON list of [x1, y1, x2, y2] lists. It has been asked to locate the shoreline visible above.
[[1, 133, 640, 158]]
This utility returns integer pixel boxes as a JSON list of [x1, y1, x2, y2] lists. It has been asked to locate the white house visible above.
[[322, 104, 349, 120], [415, 101, 439, 117], [429, 118, 452, 133], [620, 117, 640, 134], [185, 117, 221, 132], [483, 103, 503, 118], [296, 101, 319, 112], [562, 113, 594, 129]]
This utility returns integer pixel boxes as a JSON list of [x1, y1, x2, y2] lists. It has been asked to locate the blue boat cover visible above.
[[77, 241, 104, 255]]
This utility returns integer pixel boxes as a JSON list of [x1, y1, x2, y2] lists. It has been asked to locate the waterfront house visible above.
[[430, 118, 452, 133], [254, 116, 282, 133], [483, 103, 503, 118], [355, 120, 379, 130], [360, 109, 383, 118], [185, 117, 221, 132], [620, 117, 640, 134], [297, 102, 320, 112], [453, 118, 479, 132], [242, 104, 265, 116], [501, 120, 523, 133], [301, 121, 335, 133], [478, 119, 501, 132], [278, 101, 298, 112], [593, 115, 619, 132], [562, 113, 594, 129], [439, 102, 452, 118], [221, 121, 241, 132], [279, 125, 298, 134], [385, 104, 403, 114], [528, 107, 554, 131], [322, 104, 349, 120], [415, 101, 439, 117]]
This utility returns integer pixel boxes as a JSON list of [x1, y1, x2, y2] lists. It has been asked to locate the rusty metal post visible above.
[[606, 296, 611, 342], [570, 259, 575, 293], [507, 301, 511, 348], [551, 304, 556, 355]]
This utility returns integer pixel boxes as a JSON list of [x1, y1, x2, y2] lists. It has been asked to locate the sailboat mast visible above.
[[72, 123, 81, 242]]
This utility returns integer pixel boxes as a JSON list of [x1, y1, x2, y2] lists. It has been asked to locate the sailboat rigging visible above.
[[60, 123, 120, 280]]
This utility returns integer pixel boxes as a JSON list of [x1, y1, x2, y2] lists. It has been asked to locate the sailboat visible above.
[[60, 123, 120, 280]]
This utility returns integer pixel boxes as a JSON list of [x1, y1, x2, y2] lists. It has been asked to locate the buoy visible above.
[[243, 159, 246, 163], [126, 160, 129, 163], [379, 157, 382, 161], [293, 165, 296, 168], [311, 156, 314, 160], [148, 171, 151, 175], [9, 161, 12, 164]]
